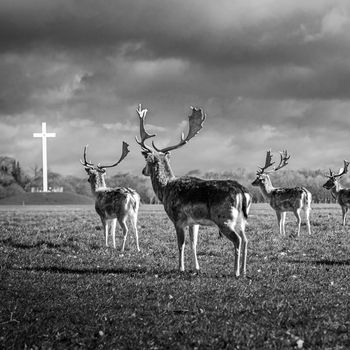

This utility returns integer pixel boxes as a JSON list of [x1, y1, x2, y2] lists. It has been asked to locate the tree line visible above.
[[0, 156, 347, 203]]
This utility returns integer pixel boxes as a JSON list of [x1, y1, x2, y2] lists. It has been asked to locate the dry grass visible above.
[[0, 203, 349, 349]]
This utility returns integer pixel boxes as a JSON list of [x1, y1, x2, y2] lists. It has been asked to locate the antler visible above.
[[325, 160, 350, 178], [80, 145, 94, 168], [257, 150, 290, 175], [135, 104, 155, 152], [97, 141, 130, 169], [257, 150, 275, 175], [152, 107, 206, 153], [274, 150, 290, 172], [334, 160, 350, 178], [327, 169, 334, 178]]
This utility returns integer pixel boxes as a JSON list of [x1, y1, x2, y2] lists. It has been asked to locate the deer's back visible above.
[[95, 187, 138, 219], [270, 187, 310, 211], [162, 177, 250, 225]]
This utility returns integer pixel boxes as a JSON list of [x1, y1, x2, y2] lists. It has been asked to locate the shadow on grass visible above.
[[0, 238, 61, 249], [14, 265, 149, 275], [10, 265, 238, 279], [288, 259, 350, 266], [11, 266, 192, 278]]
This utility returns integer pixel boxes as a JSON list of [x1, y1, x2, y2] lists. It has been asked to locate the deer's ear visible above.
[[141, 149, 149, 158], [97, 168, 106, 174]]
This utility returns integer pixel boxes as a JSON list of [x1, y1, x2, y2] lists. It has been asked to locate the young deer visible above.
[[135, 104, 251, 277], [81, 142, 141, 252], [323, 160, 350, 226], [251, 150, 312, 237]]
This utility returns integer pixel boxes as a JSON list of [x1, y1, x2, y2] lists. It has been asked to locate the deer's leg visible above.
[[118, 217, 128, 252], [239, 221, 248, 276], [111, 219, 117, 249], [341, 206, 348, 226], [219, 224, 242, 278], [101, 217, 109, 247], [175, 225, 186, 272], [293, 209, 301, 237], [276, 211, 282, 235], [281, 212, 287, 236], [131, 213, 140, 252], [305, 207, 311, 234], [189, 224, 200, 271]]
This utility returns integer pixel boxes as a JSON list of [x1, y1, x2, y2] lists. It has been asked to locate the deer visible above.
[[135, 104, 252, 277], [322, 160, 350, 226], [251, 150, 312, 237], [80, 141, 141, 252]]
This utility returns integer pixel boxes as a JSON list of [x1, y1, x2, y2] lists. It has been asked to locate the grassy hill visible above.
[[0, 192, 94, 205]]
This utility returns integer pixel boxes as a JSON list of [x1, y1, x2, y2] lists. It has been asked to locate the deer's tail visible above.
[[126, 189, 140, 214], [241, 190, 252, 220], [301, 187, 312, 209]]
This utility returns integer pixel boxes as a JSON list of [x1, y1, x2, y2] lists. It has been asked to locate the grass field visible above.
[[0, 203, 349, 349]]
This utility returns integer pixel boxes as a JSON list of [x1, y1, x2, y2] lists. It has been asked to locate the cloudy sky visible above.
[[1, 0, 350, 178]]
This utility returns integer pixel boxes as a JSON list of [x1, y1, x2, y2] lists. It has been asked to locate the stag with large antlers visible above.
[[135, 104, 251, 277], [323, 160, 350, 225], [252, 150, 312, 237], [81, 142, 140, 252]]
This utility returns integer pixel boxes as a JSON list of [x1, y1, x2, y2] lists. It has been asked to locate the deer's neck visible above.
[[149, 158, 175, 202], [332, 182, 343, 196], [259, 177, 276, 199], [90, 175, 107, 197]]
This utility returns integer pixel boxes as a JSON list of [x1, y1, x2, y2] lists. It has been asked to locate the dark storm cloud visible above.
[[1, 0, 350, 175], [0, 59, 32, 114], [0, 0, 347, 67], [1, 0, 350, 104]]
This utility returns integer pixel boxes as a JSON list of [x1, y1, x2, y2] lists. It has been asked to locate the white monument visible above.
[[33, 122, 56, 192]]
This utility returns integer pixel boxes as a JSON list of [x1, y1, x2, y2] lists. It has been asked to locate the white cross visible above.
[[33, 122, 56, 192]]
